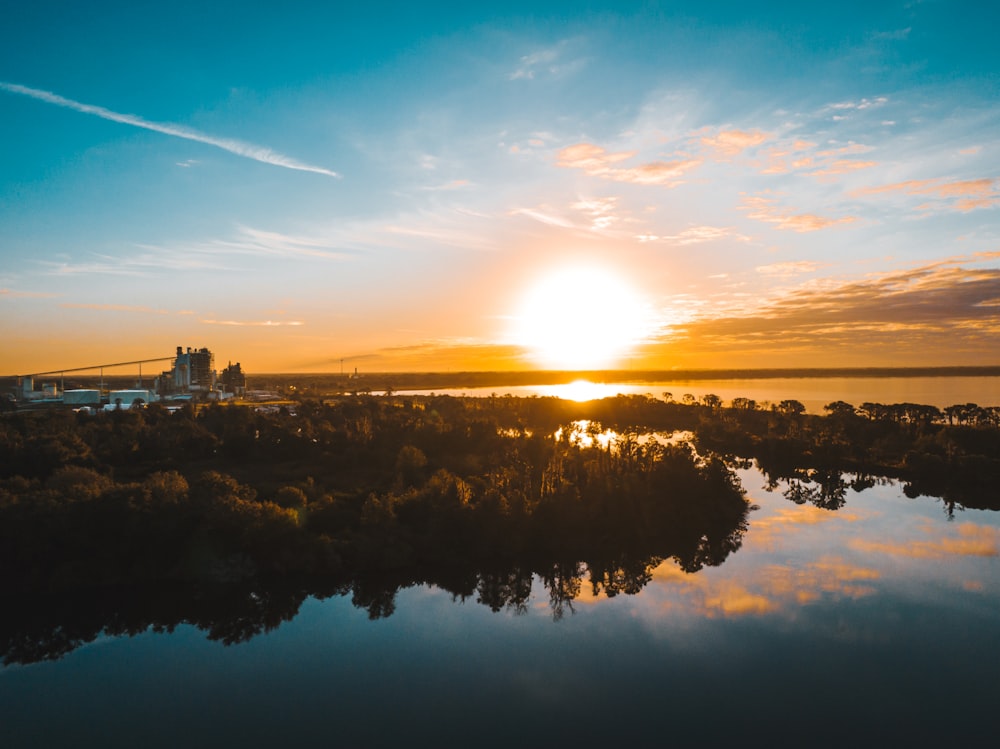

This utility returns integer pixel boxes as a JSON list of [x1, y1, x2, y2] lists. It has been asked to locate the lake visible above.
[[393, 374, 1000, 412], [2, 461, 997, 747]]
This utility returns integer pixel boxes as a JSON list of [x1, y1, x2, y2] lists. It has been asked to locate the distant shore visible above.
[[5, 366, 1000, 399], [245, 366, 1000, 393]]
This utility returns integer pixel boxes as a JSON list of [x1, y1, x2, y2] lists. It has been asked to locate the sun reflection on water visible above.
[[538, 380, 624, 401], [554, 419, 619, 449]]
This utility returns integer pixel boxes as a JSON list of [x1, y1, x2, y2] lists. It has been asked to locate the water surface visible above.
[[396, 375, 1000, 412], [3, 463, 997, 747]]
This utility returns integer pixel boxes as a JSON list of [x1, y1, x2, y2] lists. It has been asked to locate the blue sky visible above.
[[2, 1, 998, 373]]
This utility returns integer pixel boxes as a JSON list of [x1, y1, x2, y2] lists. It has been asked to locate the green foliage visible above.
[[3, 388, 997, 610]]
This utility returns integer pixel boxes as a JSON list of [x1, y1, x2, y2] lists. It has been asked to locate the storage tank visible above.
[[63, 389, 102, 406], [108, 389, 157, 407]]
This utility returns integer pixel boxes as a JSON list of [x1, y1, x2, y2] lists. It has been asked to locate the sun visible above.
[[510, 266, 652, 370]]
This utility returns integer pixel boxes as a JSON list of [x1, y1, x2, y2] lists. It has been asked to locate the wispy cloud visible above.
[[509, 48, 559, 80], [637, 226, 749, 245], [508, 206, 576, 228], [556, 143, 700, 186], [43, 259, 152, 277], [507, 42, 583, 81], [1, 288, 58, 299], [854, 177, 999, 212], [229, 226, 353, 259], [0, 81, 340, 178], [740, 194, 857, 232], [41, 224, 355, 277], [42, 252, 224, 276], [201, 319, 305, 327], [749, 506, 863, 551], [807, 159, 879, 177], [823, 96, 889, 116], [699, 128, 770, 157], [650, 554, 880, 617], [571, 197, 620, 230], [420, 179, 472, 192], [871, 28, 911, 41], [851, 523, 999, 559], [757, 139, 876, 177]]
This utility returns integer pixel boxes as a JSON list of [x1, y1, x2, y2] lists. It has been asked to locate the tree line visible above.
[[3, 389, 999, 663], [0, 396, 748, 595]]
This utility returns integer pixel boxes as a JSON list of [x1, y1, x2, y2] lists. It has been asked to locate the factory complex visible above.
[[7, 346, 246, 411]]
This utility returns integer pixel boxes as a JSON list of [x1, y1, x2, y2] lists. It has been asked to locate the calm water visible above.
[[397, 375, 1000, 412], [2, 464, 998, 747]]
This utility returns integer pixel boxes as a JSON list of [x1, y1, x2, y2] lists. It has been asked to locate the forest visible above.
[[2, 391, 999, 664]]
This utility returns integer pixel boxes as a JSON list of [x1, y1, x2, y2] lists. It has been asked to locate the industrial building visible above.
[[158, 346, 216, 397], [8, 345, 238, 408]]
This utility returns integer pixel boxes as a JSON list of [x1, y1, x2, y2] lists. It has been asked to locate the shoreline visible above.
[[245, 366, 1000, 392]]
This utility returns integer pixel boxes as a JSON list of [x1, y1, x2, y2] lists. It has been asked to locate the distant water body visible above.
[[395, 375, 1000, 413]]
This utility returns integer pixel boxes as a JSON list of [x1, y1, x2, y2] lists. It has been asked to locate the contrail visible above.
[[0, 81, 340, 178]]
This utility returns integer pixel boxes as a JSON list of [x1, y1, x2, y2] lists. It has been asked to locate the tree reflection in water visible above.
[[5, 392, 999, 666], [1, 460, 751, 665]]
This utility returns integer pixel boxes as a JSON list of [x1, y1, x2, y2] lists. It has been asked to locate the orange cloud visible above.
[[556, 143, 634, 171], [649, 554, 880, 619], [648, 258, 1000, 365], [671, 226, 746, 244], [700, 128, 770, 157], [748, 506, 862, 552], [808, 159, 879, 177], [758, 139, 875, 178], [816, 143, 875, 157], [855, 177, 999, 212], [850, 523, 999, 559], [556, 142, 700, 186], [740, 195, 857, 232], [615, 160, 702, 185], [637, 226, 750, 245], [703, 583, 775, 616], [760, 559, 880, 601]]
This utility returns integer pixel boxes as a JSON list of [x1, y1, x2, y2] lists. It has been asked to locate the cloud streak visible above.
[[1, 288, 58, 299], [201, 319, 305, 327], [854, 177, 999, 212], [637, 226, 749, 245], [699, 128, 770, 157], [556, 143, 701, 186], [851, 523, 999, 559], [0, 81, 340, 178], [740, 194, 857, 232]]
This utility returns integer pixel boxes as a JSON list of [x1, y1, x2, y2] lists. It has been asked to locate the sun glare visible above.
[[511, 266, 652, 370], [539, 380, 623, 401]]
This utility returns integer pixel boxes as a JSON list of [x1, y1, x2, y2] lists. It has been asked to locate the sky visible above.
[[2, 0, 999, 374]]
